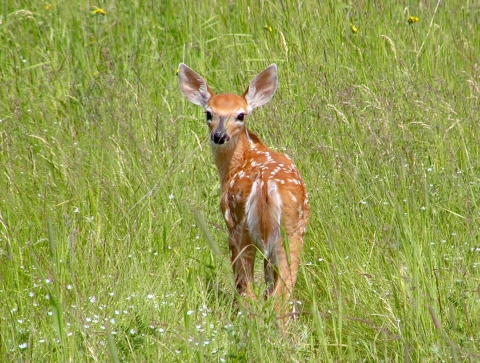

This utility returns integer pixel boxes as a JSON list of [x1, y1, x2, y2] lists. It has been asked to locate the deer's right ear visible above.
[[178, 63, 213, 107]]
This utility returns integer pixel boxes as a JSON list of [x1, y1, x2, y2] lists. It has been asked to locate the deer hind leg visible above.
[[263, 222, 280, 297], [263, 179, 304, 311], [229, 226, 256, 300], [270, 232, 304, 318], [261, 179, 282, 297], [264, 254, 277, 297]]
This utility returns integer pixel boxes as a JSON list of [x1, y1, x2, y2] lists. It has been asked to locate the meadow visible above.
[[1, 0, 479, 361]]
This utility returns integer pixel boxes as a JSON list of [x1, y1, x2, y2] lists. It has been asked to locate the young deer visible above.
[[178, 63, 309, 318]]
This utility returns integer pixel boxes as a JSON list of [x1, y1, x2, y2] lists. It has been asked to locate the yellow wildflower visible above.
[[350, 23, 358, 33], [93, 8, 106, 15], [408, 16, 419, 24], [263, 24, 272, 32]]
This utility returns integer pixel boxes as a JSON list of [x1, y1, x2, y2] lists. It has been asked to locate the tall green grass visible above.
[[1, 0, 479, 361]]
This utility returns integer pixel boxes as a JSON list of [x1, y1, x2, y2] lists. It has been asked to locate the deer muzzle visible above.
[[211, 131, 230, 145]]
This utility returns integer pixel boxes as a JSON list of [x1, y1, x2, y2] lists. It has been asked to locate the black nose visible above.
[[211, 131, 230, 145]]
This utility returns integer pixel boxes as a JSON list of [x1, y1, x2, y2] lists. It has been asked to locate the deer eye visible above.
[[205, 111, 213, 122], [237, 113, 245, 122]]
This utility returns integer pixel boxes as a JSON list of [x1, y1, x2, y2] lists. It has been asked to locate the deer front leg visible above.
[[229, 227, 256, 300]]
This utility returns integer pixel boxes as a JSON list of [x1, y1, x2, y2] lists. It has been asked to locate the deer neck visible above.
[[212, 129, 256, 190]]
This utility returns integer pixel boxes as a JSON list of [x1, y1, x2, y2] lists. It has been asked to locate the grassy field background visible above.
[[1, 0, 479, 361]]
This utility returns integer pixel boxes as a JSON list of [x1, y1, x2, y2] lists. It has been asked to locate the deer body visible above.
[[178, 63, 309, 316]]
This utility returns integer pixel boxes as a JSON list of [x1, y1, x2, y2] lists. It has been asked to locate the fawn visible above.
[[178, 63, 310, 318]]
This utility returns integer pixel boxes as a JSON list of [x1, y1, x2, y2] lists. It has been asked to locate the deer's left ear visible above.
[[178, 63, 214, 107], [243, 64, 277, 110]]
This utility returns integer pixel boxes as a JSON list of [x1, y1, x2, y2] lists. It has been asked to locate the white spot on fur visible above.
[[225, 208, 233, 225], [270, 167, 281, 177], [289, 192, 298, 203], [297, 206, 304, 219]]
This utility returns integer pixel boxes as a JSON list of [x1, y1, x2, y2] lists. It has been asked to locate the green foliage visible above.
[[1, 0, 479, 361]]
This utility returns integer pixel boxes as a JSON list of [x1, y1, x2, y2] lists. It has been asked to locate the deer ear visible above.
[[178, 63, 214, 107], [243, 64, 277, 110]]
